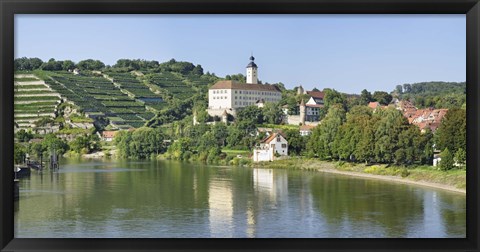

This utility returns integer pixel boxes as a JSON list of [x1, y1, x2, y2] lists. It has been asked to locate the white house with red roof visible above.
[[101, 131, 118, 142], [253, 132, 288, 162], [305, 91, 325, 121]]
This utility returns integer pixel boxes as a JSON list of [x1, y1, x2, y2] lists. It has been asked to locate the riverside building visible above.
[[207, 56, 282, 118]]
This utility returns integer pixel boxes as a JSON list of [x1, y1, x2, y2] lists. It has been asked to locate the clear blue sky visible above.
[[15, 14, 465, 94]]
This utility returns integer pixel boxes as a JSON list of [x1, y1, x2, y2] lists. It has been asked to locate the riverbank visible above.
[[253, 158, 466, 194]]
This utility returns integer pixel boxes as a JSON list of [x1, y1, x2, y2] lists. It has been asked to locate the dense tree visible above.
[[28, 142, 46, 159], [77, 59, 105, 71], [307, 104, 346, 159], [373, 108, 407, 163], [435, 108, 466, 155], [113, 59, 159, 71], [395, 85, 403, 94], [166, 137, 193, 160], [15, 129, 33, 143], [225, 74, 246, 83], [14, 57, 43, 71], [114, 131, 132, 159], [332, 106, 372, 161], [212, 123, 228, 147], [40, 58, 63, 71], [440, 148, 454, 171], [236, 105, 263, 133], [14, 143, 26, 164], [360, 89, 373, 105], [69, 134, 101, 154], [262, 102, 284, 124], [323, 88, 346, 111], [42, 134, 69, 156], [372, 91, 393, 105], [284, 129, 306, 155], [62, 60, 76, 71], [397, 82, 465, 109], [455, 148, 466, 167], [115, 127, 166, 159]]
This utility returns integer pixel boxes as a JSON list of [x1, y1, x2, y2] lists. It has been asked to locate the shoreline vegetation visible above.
[[78, 151, 466, 194], [252, 158, 466, 194]]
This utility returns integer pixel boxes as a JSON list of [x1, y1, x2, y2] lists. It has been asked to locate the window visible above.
[[235, 91, 237, 94], [282, 144, 287, 148], [277, 136, 281, 142], [240, 91, 242, 94]]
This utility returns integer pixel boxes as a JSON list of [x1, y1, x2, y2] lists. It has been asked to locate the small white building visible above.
[[299, 125, 315, 136], [253, 132, 288, 162], [305, 91, 325, 122], [101, 131, 117, 142]]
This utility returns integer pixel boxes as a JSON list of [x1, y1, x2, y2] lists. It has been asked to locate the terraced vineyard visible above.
[[106, 72, 167, 112], [14, 74, 61, 131], [46, 72, 155, 129], [147, 72, 212, 101]]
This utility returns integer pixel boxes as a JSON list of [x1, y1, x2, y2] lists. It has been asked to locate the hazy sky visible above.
[[15, 14, 465, 94]]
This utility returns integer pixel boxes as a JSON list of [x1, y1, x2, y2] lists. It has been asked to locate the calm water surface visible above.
[[14, 159, 466, 238]]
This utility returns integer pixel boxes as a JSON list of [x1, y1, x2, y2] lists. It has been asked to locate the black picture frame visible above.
[[1, 0, 479, 251]]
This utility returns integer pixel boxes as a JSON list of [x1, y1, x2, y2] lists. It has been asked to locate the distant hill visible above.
[[394, 81, 466, 109]]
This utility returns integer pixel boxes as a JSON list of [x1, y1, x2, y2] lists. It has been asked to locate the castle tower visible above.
[[300, 99, 306, 125], [222, 110, 228, 124], [297, 85, 304, 95], [246, 55, 258, 84]]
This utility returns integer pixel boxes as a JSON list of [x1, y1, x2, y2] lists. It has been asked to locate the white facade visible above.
[[208, 86, 282, 110], [246, 67, 258, 84], [207, 56, 281, 118], [253, 133, 288, 162]]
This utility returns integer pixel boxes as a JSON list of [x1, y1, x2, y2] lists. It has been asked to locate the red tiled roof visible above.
[[102, 131, 117, 138], [261, 132, 286, 144], [306, 91, 325, 99], [368, 102, 380, 109]]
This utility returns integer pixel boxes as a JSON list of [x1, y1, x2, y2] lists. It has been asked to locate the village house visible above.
[[403, 107, 448, 133], [100, 131, 117, 142], [299, 125, 315, 136], [368, 101, 389, 112], [206, 56, 282, 119], [253, 132, 288, 162], [304, 91, 324, 122]]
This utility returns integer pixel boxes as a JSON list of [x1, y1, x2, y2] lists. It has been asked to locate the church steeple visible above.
[[246, 54, 258, 84]]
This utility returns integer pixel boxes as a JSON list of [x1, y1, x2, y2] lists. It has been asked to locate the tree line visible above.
[[307, 105, 466, 170]]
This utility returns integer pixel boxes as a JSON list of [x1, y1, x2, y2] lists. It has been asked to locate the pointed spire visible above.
[[246, 55, 258, 68]]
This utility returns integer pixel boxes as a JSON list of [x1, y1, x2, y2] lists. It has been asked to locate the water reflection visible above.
[[14, 160, 466, 238]]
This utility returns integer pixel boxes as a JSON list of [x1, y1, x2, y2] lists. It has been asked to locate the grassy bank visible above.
[[253, 157, 466, 192]]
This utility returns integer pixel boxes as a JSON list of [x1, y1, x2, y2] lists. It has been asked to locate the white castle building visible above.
[[207, 56, 282, 118]]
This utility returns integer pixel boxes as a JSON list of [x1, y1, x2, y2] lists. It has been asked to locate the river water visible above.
[[14, 159, 466, 238]]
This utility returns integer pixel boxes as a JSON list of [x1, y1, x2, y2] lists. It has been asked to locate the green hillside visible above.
[[13, 58, 223, 130], [395, 81, 466, 109]]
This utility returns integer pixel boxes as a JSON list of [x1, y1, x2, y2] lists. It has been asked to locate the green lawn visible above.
[[222, 148, 251, 157]]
